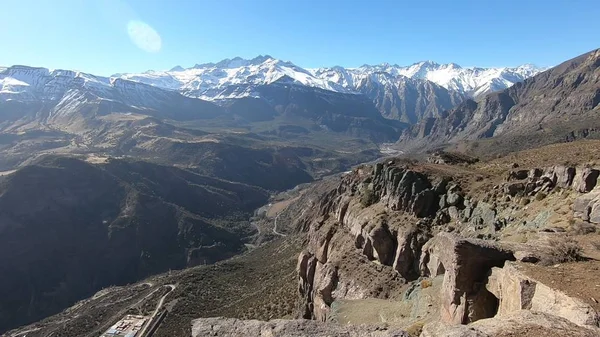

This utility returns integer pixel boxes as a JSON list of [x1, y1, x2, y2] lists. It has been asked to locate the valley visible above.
[[0, 46, 599, 337], [6, 139, 600, 337]]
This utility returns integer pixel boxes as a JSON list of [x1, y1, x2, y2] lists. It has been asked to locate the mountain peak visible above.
[[105, 56, 543, 102], [250, 55, 275, 64], [191, 55, 277, 70]]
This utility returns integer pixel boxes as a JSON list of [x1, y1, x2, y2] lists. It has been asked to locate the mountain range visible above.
[[116, 56, 542, 100], [116, 56, 543, 123], [0, 55, 543, 176], [399, 48, 600, 156], [2, 57, 542, 112]]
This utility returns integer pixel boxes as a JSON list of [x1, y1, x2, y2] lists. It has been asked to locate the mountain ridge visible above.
[[1, 58, 545, 101], [112, 55, 543, 100], [398, 48, 600, 156], [2, 56, 542, 126]]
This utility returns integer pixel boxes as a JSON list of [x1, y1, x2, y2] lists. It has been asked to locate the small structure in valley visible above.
[[102, 315, 148, 337]]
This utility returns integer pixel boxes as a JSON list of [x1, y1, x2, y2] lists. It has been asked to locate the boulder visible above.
[[439, 194, 447, 209], [544, 166, 576, 189], [419, 233, 515, 324], [504, 182, 525, 197], [447, 206, 460, 221], [507, 170, 529, 181], [412, 189, 437, 217], [446, 185, 463, 206], [468, 202, 497, 230], [368, 223, 396, 266], [573, 187, 600, 223], [574, 168, 600, 193], [529, 168, 543, 178]]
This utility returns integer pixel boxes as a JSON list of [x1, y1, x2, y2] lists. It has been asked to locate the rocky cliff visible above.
[[294, 157, 600, 335]]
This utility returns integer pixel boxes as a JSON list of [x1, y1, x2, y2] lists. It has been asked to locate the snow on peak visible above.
[[0, 65, 174, 103], [117, 55, 355, 100], [341, 61, 545, 96], [113, 56, 544, 101]]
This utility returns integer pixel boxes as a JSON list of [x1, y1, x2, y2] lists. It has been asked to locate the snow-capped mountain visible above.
[[0, 66, 112, 102], [111, 56, 542, 123], [115, 56, 544, 101], [0, 65, 224, 135], [1, 56, 544, 127], [310, 61, 544, 97], [117, 55, 354, 101], [0, 65, 172, 104]]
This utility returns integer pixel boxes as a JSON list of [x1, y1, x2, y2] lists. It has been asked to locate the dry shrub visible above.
[[406, 321, 425, 337], [548, 237, 584, 263], [360, 188, 378, 207], [420, 279, 433, 289]]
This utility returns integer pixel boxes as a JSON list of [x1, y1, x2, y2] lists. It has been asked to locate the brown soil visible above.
[[496, 325, 596, 337], [476, 139, 600, 173], [266, 197, 299, 217], [519, 260, 600, 313]]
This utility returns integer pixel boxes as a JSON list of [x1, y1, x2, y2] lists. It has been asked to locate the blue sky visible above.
[[1, 0, 598, 75]]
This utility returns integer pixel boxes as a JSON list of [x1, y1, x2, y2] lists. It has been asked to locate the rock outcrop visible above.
[[426, 151, 478, 165], [295, 158, 600, 336], [419, 233, 515, 324], [574, 186, 600, 224], [486, 262, 600, 328], [296, 161, 518, 322], [504, 165, 598, 197]]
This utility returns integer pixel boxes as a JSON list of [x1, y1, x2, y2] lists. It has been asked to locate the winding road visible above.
[[272, 213, 287, 237], [138, 284, 176, 337]]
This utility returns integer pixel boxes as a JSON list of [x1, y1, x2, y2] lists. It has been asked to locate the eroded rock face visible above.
[[501, 165, 599, 200], [191, 317, 409, 337], [419, 233, 515, 324], [297, 251, 318, 318], [373, 164, 438, 217], [574, 186, 600, 223], [296, 161, 523, 321], [296, 162, 450, 320], [295, 159, 600, 328], [486, 262, 600, 328], [393, 225, 431, 280], [574, 168, 600, 193], [312, 262, 338, 321]]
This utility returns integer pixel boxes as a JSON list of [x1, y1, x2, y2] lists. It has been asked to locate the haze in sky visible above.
[[1, 0, 598, 75]]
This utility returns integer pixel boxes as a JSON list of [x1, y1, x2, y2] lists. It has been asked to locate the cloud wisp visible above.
[[127, 20, 162, 53]]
